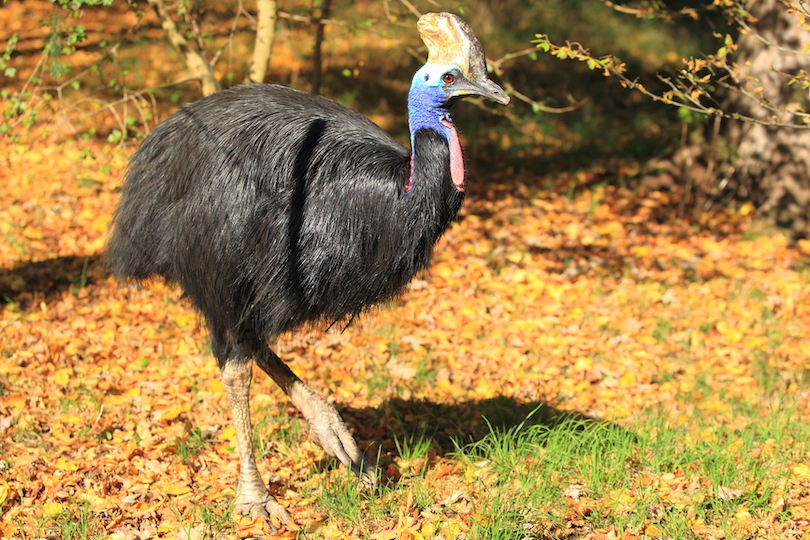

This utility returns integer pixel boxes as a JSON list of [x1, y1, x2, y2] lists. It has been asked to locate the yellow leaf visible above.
[[715, 321, 743, 343], [474, 379, 496, 399], [22, 226, 44, 239], [79, 492, 112, 510], [440, 521, 464, 539], [208, 378, 225, 398], [506, 250, 523, 263], [172, 312, 196, 329], [434, 263, 453, 280], [370, 530, 398, 540], [55, 457, 80, 471], [321, 523, 347, 539], [0, 479, 10, 506], [793, 463, 810, 479], [564, 222, 582, 240], [53, 368, 72, 386], [0, 522, 19, 538], [58, 413, 83, 425], [580, 234, 596, 246], [596, 220, 625, 238], [42, 501, 64, 517], [644, 523, 662, 537], [620, 371, 637, 388], [91, 214, 111, 233], [420, 522, 437, 539], [219, 425, 236, 441], [735, 508, 753, 524], [159, 403, 190, 422], [5, 393, 26, 414], [636, 335, 657, 345], [573, 357, 592, 371], [99, 534, 127, 540], [161, 482, 191, 496]]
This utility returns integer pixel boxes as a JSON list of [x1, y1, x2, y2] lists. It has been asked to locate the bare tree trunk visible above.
[[721, 0, 810, 236], [147, 0, 220, 96], [310, 0, 332, 95], [246, 0, 278, 84]]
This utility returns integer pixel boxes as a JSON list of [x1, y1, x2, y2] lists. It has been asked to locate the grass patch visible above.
[[452, 399, 804, 539], [39, 500, 101, 540], [252, 403, 308, 461], [173, 426, 213, 465], [175, 499, 235, 540]]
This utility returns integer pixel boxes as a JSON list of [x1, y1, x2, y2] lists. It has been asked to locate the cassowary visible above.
[[106, 12, 508, 528]]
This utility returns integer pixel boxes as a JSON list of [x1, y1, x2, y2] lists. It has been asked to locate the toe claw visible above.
[[234, 495, 291, 534]]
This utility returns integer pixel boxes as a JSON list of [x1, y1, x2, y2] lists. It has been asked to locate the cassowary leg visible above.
[[255, 348, 375, 480], [220, 359, 291, 529]]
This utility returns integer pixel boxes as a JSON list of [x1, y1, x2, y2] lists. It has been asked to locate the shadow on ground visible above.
[[321, 395, 625, 471], [0, 254, 107, 308]]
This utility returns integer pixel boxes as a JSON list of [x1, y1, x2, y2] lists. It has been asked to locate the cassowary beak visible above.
[[450, 75, 510, 105], [418, 12, 511, 106]]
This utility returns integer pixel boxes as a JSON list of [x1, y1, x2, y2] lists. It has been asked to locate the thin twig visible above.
[[396, 0, 422, 19]]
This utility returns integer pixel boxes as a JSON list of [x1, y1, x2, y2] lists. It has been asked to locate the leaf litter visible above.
[[1, 132, 809, 539]]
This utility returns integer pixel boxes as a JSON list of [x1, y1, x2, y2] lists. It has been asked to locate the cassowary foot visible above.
[[291, 383, 376, 482], [309, 406, 376, 482], [233, 487, 291, 533]]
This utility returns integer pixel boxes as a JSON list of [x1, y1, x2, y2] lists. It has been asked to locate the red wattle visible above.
[[440, 118, 465, 192], [404, 155, 414, 193]]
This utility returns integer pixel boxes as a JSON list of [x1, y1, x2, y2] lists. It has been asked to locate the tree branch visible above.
[[146, 0, 220, 96]]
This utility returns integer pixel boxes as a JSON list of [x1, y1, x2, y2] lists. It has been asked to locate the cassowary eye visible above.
[[442, 73, 455, 84]]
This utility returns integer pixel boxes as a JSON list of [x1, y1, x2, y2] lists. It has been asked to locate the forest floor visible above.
[[2, 2, 810, 538], [1, 135, 809, 540]]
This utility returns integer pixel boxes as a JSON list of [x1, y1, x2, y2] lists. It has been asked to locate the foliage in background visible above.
[[531, 0, 810, 238], [0, 0, 698, 155], [533, 1, 810, 129]]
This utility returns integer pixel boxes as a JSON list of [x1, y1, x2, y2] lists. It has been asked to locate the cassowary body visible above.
[[107, 13, 508, 529]]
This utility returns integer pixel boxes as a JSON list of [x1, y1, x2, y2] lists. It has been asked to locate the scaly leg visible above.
[[220, 359, 291, 530], [255, 348, 375, 480]]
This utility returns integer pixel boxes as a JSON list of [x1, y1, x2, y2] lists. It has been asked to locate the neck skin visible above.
[[405, 64, 465, 193]]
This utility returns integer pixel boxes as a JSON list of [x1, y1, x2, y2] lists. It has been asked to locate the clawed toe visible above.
[[307, 407, 377, 481], [360, 460, 377, 485], [234, 495, 291, 533]]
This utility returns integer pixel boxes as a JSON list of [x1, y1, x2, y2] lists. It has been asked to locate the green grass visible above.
[[393, 431, 433, 471], [454, 399, 803, 539], [299, 430, 437, 538], [38, 500, 101, 540], [304, 394, 806, 539], [175, 499, 235, 540], [173, 426, 213, 465], [252, 403, 308, 461]]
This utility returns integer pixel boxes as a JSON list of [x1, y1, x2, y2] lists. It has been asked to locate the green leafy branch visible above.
[[532, 28, 810, 129], [0, 0, 156, 142]]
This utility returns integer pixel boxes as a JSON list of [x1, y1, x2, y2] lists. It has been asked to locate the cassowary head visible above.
[[411, 12, 510, 107]]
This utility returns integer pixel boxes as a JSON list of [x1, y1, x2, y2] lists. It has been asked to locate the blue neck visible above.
[[407, 64, 453, 147]]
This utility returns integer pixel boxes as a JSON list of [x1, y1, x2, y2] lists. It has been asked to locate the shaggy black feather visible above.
[[107, 84, 463, 358]]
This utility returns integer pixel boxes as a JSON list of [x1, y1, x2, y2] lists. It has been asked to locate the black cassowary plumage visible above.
[[107, 12, 508, 530], [108, 85, 462, 345]]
